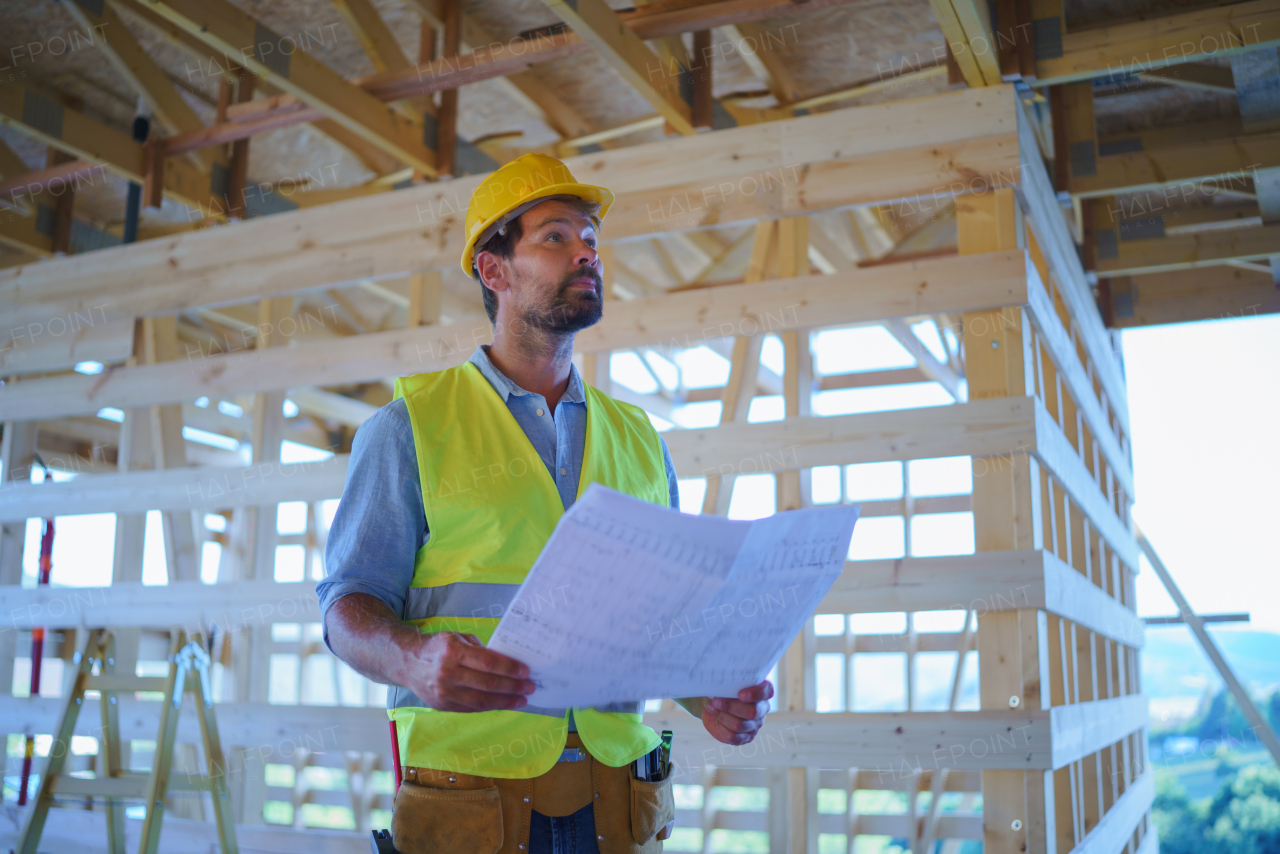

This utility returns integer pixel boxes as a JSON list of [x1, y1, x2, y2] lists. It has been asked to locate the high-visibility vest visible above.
[[389, 361, 670, 778]]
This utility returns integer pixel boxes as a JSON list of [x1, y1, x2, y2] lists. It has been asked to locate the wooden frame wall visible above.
[[0, 86, 1150, 854]]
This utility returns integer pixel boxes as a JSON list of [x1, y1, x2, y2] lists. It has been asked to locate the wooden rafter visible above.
[[145, 0, 436, 175], [538, 0, 696, 135], [0, 81, 216, 213], [0, 86, 1026, 331], [0, 250, 1033, 420], [63, 0, 226, 173], [1034, 0, 1280, 86]]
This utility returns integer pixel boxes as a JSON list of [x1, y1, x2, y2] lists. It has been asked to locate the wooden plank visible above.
[[0, 82, 215, 212], [1108, 264, 1280, 328], [0, 251, 1033, 418], [1072, 130, 1280, 198], [1023, 255, 1133, 498], [1059, 82, 1097, 187], [0, 456, 349, 519], [0, 85, 1021, 330], [646, 709, 1052, 770], [1050, 694, 1147, 769], [1135, 61, 1235, 93], [1032, 396, 1139, 570], [1035, 0, 1280, 86], [929, 0, 986, 87], [725, 22, 805, 103], [1094, 223, 1280, 276], [0, 396, 1036, 519], [147, 0, 435, 175], [1014, 98, 1130, 436], [0, 316, 134, 375], [0, 803, 367, 854], [0, 579, 320, 631], [1042, 551, 1144, 648], [1067, 771, 1154, 854], [403, 0, 867, 39], [537, 0, 695, 135], [0, 209, 53, 258], [62, 0, 226, 172], [950, 0, 1004, 85]]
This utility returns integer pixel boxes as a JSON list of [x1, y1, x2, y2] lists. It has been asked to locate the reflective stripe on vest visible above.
[[390, 362, 668, 778]]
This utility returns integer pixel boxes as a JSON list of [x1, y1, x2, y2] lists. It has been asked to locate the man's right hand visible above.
[[404, 631, 537, 713]]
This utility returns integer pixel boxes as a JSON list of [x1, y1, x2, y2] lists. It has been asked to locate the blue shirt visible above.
[[318, 345, 680, 648]]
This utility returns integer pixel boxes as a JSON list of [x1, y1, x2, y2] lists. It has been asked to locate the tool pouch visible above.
[[592, 759, 675, 853], [392, 768, 503, 854], [630, 763, 676, 846]]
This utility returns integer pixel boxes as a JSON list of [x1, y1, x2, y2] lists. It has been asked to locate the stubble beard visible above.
[[527, 266, 604, 335]]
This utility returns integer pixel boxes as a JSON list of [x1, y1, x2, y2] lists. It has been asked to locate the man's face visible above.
[[490, 199, 604, 334]]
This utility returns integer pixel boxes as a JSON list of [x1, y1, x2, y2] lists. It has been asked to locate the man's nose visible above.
[[573, 240, 599, 270]]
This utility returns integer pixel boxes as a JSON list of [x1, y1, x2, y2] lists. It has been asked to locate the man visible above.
[[319, 153, 772, 854]]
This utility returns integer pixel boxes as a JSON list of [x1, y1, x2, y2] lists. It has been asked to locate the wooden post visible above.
[[226, 69, 256, 220], [437, 0, 461, 178], [143, 315, 200, 583], [691, 30, 713, 130], [959, 187, 1053, 854]]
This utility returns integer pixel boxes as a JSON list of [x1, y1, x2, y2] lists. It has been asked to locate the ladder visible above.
[[15, 628, 239, 854]]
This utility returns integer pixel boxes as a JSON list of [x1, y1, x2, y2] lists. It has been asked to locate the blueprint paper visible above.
[[485, 484, 860, 707]]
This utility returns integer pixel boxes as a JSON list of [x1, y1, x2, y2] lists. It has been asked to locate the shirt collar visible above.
[[469, 346, 586, 405]]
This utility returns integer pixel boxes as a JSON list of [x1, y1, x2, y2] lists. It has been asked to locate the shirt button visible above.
[[560, 467, 567, 475], [536, 408, 544, 416]]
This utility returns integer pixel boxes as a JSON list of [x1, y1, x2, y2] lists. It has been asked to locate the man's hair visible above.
[[471, 195, 602, 323]]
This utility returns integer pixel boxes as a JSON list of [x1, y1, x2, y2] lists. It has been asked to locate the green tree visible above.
[[1202, 765, 1280, 854], [1153, 765, 1280, 854]]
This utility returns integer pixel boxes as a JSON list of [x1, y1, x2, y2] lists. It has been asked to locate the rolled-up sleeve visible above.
[[661, 436, 679, 510], [317, 398, 426, 651]]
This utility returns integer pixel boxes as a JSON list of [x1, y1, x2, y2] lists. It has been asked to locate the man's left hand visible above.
[[699, 681, 773, 746]]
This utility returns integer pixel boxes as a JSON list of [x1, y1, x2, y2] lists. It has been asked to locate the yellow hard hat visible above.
[[461, 153, 615, 276]]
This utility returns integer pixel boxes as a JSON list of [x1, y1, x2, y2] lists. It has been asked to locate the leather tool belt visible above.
[[392, 733, 674, 854]]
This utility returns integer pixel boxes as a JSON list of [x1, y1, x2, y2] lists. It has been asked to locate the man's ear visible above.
[[475, 251, 510, 294]]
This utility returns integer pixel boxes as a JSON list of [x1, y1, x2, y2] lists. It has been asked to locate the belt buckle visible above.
[[557, 747, 585, 763]]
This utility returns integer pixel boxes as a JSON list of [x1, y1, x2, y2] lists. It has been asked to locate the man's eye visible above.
[[548, 233, 562, 242]]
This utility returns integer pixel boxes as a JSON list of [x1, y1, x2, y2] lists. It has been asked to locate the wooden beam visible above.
[[1136, 61, 1235, 93], [1094, 223, 1280, 276], [1058, 81, 1097, 189], [0, 250, 1035, 418], [62, 0, 227, 172], [1035, 0, 1280, 86], [538, 0, 696, 135], [1049, 694, 1147, 769], [949, 0, 1004, 85], [691, 30, 714, 129], [146, 0, 436, 175], [1014, 97, 1130, 435], [435, 0, 461, 177], [723, 22, 805, 104], [1071, 130, 1280, 199], [407, 0, 868, 41], [819, 549, 1144, 648], [0, 82, 216, 212], [0, 85, 1024, 332], [0, 209, 53, 258], [1, 396, 1033, 518], [1107, 264, 1280, 327], [1067, 771, 1155, 854], [929, 0, 986, 87]]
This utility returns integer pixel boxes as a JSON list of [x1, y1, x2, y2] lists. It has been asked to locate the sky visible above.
[[1123, 313, 1280, 633]]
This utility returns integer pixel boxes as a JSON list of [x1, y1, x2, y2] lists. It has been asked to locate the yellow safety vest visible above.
[[389, 361, 670, 778]]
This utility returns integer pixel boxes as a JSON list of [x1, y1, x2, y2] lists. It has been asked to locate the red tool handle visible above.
[[389, 720, 402, 793]]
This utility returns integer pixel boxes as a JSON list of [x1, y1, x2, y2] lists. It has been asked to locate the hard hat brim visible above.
[[461, 181, 615, 276]]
